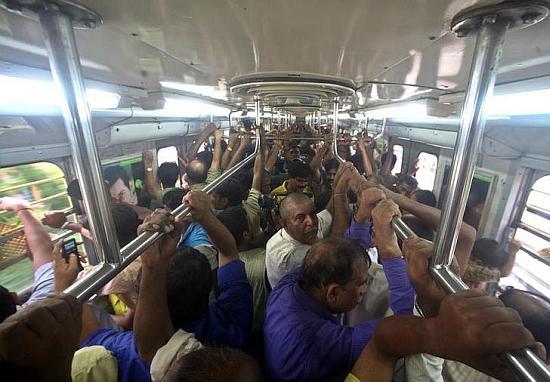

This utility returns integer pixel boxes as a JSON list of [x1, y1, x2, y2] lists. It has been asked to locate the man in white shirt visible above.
[[266, 192, 333, 287]]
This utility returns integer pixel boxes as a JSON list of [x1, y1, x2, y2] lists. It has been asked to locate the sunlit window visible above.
[[0, 162, 78, 292], [157, 146, 181, 188], [415, 152, 438, 191], [501, 175, 550, 296], [392, 144, 403, 175]]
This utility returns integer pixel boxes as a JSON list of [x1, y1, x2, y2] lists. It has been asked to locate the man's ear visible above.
[[325, 283, 341, 304], [242, 230, 252, 242]]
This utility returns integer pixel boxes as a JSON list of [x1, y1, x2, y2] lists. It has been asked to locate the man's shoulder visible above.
[[270, 182, 287, 196]]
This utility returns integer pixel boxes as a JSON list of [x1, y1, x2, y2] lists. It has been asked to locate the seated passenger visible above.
[[0, 197, 55, 308], [264, 200, 414, 381], [143, 150, 180, 208], [162, 188, 187, 212], [270, 160, 315, 204], [394, 174, 418, 198]]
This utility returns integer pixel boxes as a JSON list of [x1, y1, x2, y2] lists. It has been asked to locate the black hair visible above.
[[67, 179, 83, 201], [186, 160, 208, 184], [163, 188, 188, 211], [0, 285, 16, 323], [301, 238, 370, 292], [324, 158, 340, 173], [471, 238, 510, 268], [349, 153, 364, 175], [381, 152, 397, 169], [499, 288, 550, 352], [287, 161, 312, 179], [111, 203, 140, 247], [166, 247, 213, 328], [196, 151, 213, 169], [397, 174, 418, 190], [104, 165, 130, 188], [213, 179, 244, 207], [164, 347, 261, 382], [217, 206, 249, 247], [158, 162, 179, 188], [413, 189, 437, 208]]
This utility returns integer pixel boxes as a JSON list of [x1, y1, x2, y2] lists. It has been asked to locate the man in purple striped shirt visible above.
[[264, 198, 415, 382]]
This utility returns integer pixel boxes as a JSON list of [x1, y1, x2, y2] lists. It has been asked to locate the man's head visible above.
[[211, 179, 243, 210], [301, 238, 370, 314], [0, 285, 16, 323], [104, 165, 137, 205], [284, 144, 301, 162], [412, 189, 437, 207], [158, 162, 179, 189], [395, 174, 418, 197], [185, 160, 208, 185], [471, 238, 510, 268], [324, 159, 340, 186], [164, 347, 262, 382], [163, 188, 188, 212], [280, 193, 318, 245], [287, 161, 312, 193], [217, 206, 251, 250], [111, 203, 140, 247], [166, 247, 213, 328]]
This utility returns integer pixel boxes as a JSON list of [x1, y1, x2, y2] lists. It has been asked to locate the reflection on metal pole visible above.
[[255, 97, 261, 127], [333, 99, 347, 163], [38, 4, 120, 265]]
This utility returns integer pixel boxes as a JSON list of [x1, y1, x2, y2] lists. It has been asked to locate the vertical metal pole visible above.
[[38, 6, 120, 264], [333, 99, 346, 163], [431, 17, 508, 268], [254, 97, 261, 126]]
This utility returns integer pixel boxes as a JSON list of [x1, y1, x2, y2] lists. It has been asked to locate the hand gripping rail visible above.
[[64, 128, 262, 302]]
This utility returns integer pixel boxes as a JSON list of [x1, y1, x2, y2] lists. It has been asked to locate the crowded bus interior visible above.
[[0, 0, 550, 381]]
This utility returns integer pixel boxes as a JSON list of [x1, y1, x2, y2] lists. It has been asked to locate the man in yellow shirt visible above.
[[270, 161, 314, 204]]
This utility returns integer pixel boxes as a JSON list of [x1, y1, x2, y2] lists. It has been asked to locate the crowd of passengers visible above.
[[0, 122, 549, 382]]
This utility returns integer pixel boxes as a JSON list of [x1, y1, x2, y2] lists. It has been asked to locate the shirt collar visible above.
[[292, 268, 338, 323]]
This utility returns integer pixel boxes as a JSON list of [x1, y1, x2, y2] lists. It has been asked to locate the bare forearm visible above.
[[360, 148, 375, 177], [309, 151, 324, 183], [18, 210, 53, 270], [265, 146, 279, 172], [187, 132, 210, 161], [197, 213, 239, 266], [210, 137, 222, 172], [330, 194, 351, 238], [134, 267, 173, 364], [221, 147, 234, 171], [251, 151, 264, 191]]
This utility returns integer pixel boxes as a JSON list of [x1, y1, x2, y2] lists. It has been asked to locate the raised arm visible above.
[[384, 187, 475, 274], [380, 138, 395, 176], [143, 150, 160, 198], [133, 209, 180, 364], [309, 142, 328, 183], [186, 123, 217, 162], [0, 197, 53, 271], [265, 140, 282, 174], [183, 191, 239, 266], [221, 131, 239, 171], [329, 163, 354, 238], [251, 140, 264, 192], [41, 211, 93, 242], [357, 136, 376, 177], [226, 132, 251, 170]]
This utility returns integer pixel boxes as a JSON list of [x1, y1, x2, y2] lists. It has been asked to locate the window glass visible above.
[[415, 152, 438, 191], [501, 175, 550, 296], [0, 162, 78, 292], [157, 146, 181, 188], [392, 144, 403, 175]]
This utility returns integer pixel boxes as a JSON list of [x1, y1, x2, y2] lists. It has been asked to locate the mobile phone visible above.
[[62, 238, 83, 271]]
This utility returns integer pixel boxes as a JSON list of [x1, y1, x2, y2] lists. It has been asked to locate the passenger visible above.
[[269, 160, 315, 204], [211, 178, 244, 212], [412, 189, 437, 207], [143, 150, 180, 208], [104, 165, 138, 205], [185, 129, 223, 191], [217, 205, 268, 333], [463, 238, 521, 293], [394, 174, 418, 197], [0, 294, 82, 382], [162, 347, 262, 382], [264, 198, 414, 381], [0, 197, 54, 307], [0, 285, 16, 322], [162, 188, 187, 211], [71, 345, 118, 382]]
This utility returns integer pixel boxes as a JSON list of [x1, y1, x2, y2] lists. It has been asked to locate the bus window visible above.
[[502, 175, 550, 296], [415, 152, 438, 191], [158, 146, 179, 166], [0, 162, 79, 292], [392, 144, 403, 175]]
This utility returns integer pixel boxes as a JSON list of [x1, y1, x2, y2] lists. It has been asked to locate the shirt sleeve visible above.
[[243, 188, 261, 217], [206, 169, 221, 184], [344, 219, 372, 249], [380, 257, 414, 315], [22, 261, 54, 307], [317, 209, 333, 238], [208, 259, 253, 348]]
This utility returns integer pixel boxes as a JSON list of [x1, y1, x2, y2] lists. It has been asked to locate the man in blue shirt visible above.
[[264, 198, 415, 381], [82, 191, 253, 381]]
